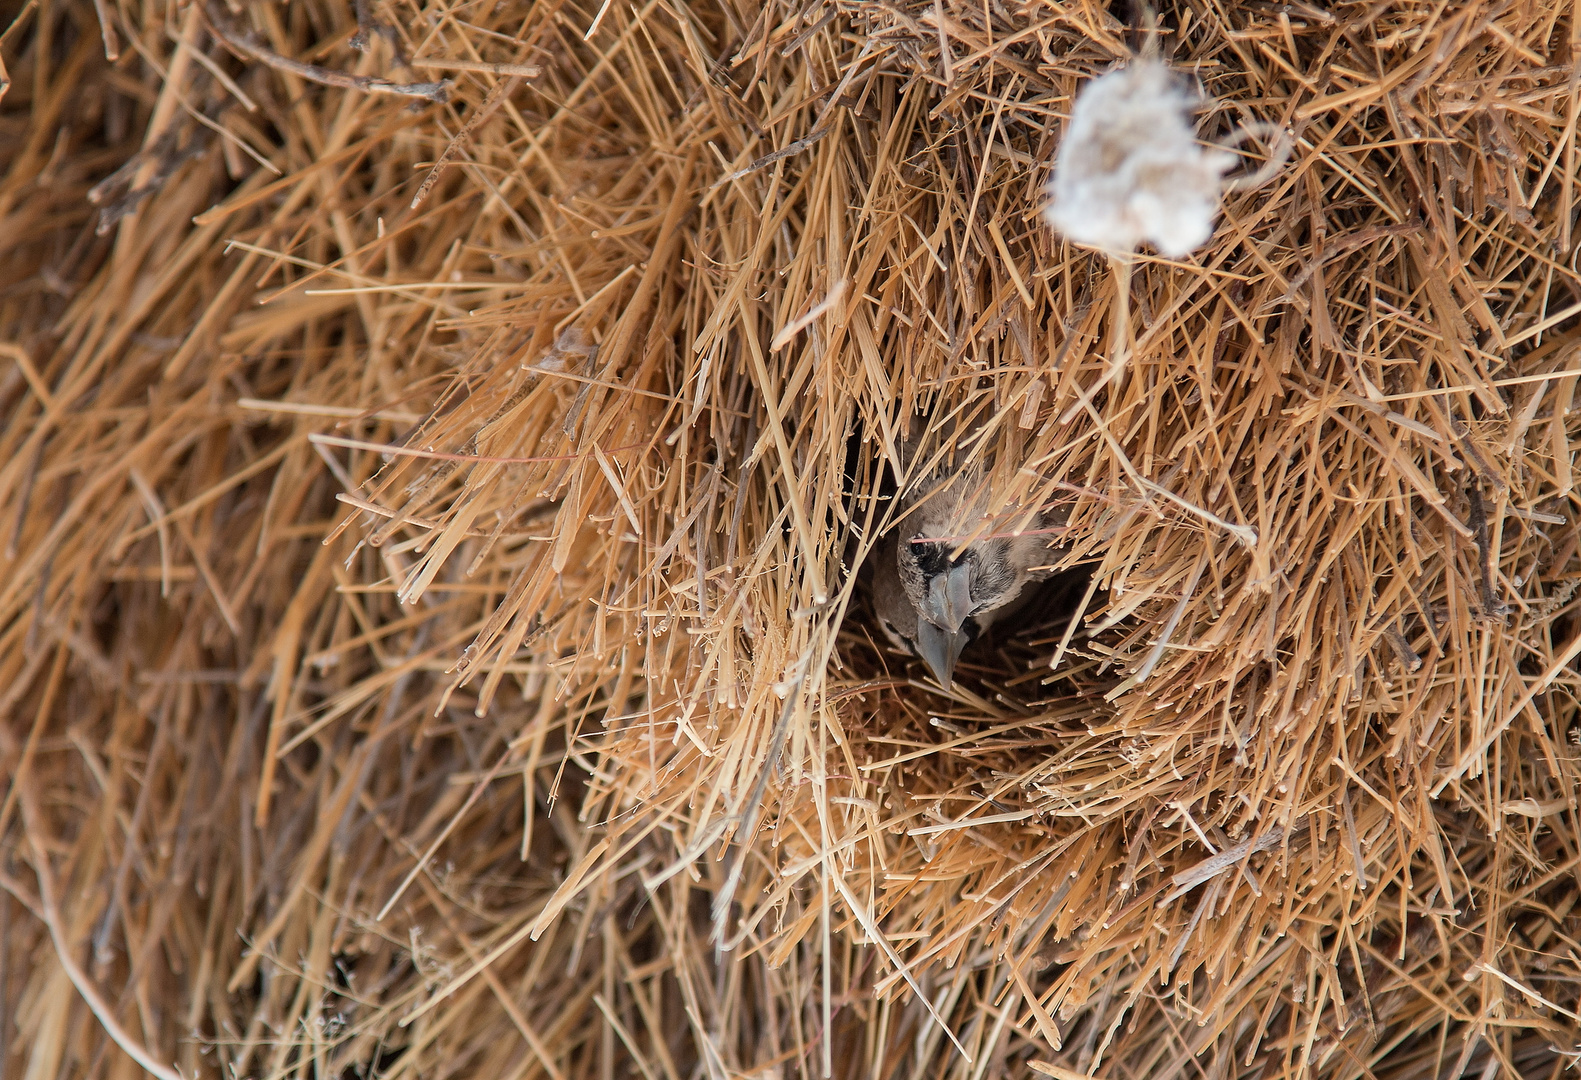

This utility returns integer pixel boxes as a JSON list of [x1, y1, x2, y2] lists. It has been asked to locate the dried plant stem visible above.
[[411, 75, 520, 209], [409, 57, 542, 77], [88, 0, 118, 59], [3, 801, 183, 1080], [1058, 254, 1133, 424], [204, 3, 448, 102], [6, 0, 1580, 1078]]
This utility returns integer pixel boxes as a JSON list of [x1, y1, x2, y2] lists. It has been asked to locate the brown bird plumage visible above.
[[873, 444, 1068, 687]]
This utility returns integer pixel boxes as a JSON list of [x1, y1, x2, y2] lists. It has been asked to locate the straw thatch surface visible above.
[[3, 0, 1581, 1077]]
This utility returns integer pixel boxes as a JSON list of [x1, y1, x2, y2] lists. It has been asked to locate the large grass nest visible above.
[[4, 0, 1581, 1077]]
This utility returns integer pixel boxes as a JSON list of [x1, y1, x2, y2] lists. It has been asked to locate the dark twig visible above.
[[708, 126, 832, 191], [86, 132, 176, 206], [204, 2, 448, 103], [349, 0, 377, 51], [409, 57, 542, 77], [410, 75, 520, 209], [94, 137, 211, 234], [1467, 483, 1509, 621], [1383, 625, 1423, 672], [349, 0, 411, 66]]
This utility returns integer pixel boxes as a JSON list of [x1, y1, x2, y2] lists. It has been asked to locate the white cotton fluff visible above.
[[1045, 60, 1238, 258]]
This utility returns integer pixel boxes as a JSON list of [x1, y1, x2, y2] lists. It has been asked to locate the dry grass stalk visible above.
[[3, 0, 1581, 1078]]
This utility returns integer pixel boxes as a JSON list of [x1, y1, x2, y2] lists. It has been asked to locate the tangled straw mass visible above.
[[2, 1, 1581, 1079]]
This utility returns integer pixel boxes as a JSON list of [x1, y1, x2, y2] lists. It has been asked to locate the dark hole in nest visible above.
[[1105, 0, 1189, 43], [853, 552, 1103, 698], [837, 427, 1108, 700], [338, 1041, 410, 1080]]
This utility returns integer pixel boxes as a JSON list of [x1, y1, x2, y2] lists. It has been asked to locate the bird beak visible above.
[[923, 562, 973, 633], [915, 619, 968, 688]]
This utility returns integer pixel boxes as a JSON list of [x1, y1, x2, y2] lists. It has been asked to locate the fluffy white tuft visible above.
[[1045, 60, 1237, 258]]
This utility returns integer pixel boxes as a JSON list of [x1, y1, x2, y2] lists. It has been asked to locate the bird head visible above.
[[872, 533, 972, 687], [896, 527, 1045, 636]]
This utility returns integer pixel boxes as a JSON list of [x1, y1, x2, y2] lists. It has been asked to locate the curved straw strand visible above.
[[1219, 120, 1295, 193], [17, 796, 185, 1080]]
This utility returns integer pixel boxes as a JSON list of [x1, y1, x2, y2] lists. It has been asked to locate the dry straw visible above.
[[2, 0, 1581, 1079]]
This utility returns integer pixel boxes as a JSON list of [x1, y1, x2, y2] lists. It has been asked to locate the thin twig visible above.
[[411, 75, 520, 209], [205, 3, 448, 102], [1466, 483, 1508, 620]]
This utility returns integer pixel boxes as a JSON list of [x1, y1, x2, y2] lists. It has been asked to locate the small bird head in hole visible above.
[[870, 519, 1067, 688], [857, 416, 1076, 687], [872, 531, 975, 687], [896, 510, 1061, 639]]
